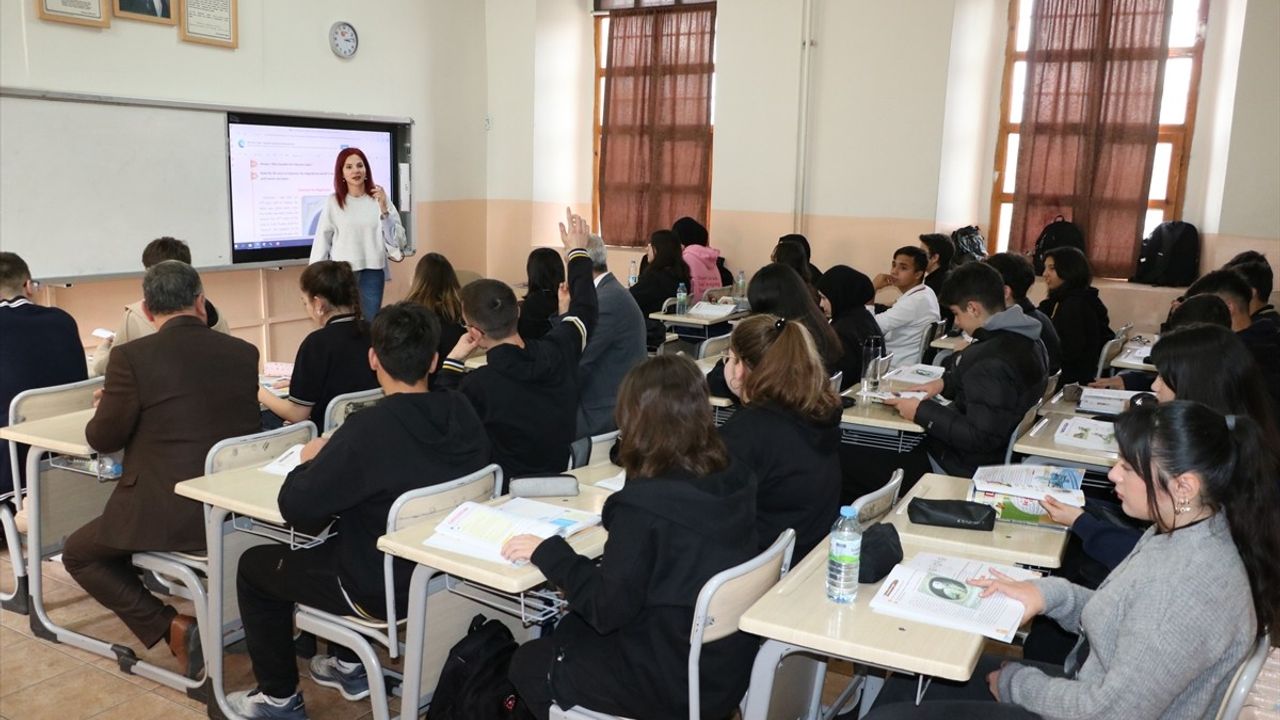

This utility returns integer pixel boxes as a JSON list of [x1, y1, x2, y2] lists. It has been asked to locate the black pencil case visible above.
[[907, 498, 995, 531]]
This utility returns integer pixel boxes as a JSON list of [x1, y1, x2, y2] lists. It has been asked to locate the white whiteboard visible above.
[[0, 96, 231, 280]]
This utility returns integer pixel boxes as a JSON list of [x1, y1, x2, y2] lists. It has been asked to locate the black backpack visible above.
[[950, 225, 987, 266], [1130, 221, 1201, 287], [427, 614, 522, 720], [1033, 215, 1086, 274]]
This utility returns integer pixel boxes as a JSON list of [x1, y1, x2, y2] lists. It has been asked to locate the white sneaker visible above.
[[225, 689, 308, 719]]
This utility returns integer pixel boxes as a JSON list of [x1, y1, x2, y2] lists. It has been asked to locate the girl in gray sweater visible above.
[[868, 401, 1279, 719]]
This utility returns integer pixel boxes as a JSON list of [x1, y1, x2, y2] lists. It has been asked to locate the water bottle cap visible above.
[[840, 506, 857, 518]]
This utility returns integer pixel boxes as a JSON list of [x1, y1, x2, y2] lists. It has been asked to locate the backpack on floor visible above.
[[427, 614, 522, 720], [1130, 221, 1201, 287], [1033, 215, 1086, 274], [951, 225, 988, 266]]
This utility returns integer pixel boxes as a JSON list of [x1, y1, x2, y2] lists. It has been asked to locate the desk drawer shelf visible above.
[[229, 514, 333, 550], [444, 575, 566, 626]]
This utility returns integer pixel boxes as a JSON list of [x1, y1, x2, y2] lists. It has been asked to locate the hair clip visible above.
[[1225, 414, 1237, 430], [774, 317, 786, 330]]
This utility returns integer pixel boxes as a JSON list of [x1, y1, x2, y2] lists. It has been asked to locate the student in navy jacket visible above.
[[504, 355, 759, 720], [719, 314, 843, 561], [1037, 247, 1112, 384]]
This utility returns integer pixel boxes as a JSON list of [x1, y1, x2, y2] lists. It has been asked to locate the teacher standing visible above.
[[310, 147, 405, 323]]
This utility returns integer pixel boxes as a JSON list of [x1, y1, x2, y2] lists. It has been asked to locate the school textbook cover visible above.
[[423, 498, 602, 564], [1054, 416, 1119, 454], [1077, 387, 1142, 415], [967, 465, 1086, 529], [869, 553, 1039, 642], [883, 363, 946, 385]]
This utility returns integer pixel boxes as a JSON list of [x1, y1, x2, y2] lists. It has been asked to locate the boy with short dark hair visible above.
[[437, 209, 598, 483], [885, 263, 1047, 476], [1223, 256, 1278, 329], [873, 245, 941, 368], [1186, 268, 1280, 408], [228, 302, 492, 719], [985, 252, 1062, 374]]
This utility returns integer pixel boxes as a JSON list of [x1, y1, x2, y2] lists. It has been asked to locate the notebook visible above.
[[423, 498, 602, 565]]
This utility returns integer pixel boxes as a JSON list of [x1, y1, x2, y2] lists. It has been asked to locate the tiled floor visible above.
[[0, 550, 399, 720]]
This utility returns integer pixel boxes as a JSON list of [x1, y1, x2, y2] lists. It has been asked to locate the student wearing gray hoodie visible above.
[[886, 263, 1047, 476]]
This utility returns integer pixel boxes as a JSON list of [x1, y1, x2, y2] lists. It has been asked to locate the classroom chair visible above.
[[696, 332, 732, 361], [293, 463, 503, 720], [2, 376, 104, 614], [917, 319, 948, 364], [1041, 370, 1062, 405], [128, 422, 318, 694], [853, 468, 904, 525], [701, 285, 734, 303], [829, 371, 843, 393], [1114, 322, 1134, 341], [323, 387, 384, 434], [551, 528, 797, 720], [1004, 398, 1045, 464], [1217, 634, 1273, 720], [1093, 335, 1128, 380], [569, 430, 620, 470]]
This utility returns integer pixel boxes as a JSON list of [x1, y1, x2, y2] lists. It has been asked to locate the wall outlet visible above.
[[483, 114, 493, 131]]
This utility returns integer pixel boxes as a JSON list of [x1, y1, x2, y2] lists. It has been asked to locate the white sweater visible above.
[[309, 194, 405, 271], [874, 283, 940, 368]]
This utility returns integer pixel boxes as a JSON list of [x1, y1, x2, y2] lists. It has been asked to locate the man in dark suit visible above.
[[118, 0, 171, 18], [576, 234, 647, 438], [62, 261, 260, 678], [0, 253, 88, 497]]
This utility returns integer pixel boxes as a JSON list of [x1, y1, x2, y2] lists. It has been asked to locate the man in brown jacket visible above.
[[63, 260, 260, 678]]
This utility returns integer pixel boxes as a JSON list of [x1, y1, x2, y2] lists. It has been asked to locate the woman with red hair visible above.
[[309, 147, 406, 322]]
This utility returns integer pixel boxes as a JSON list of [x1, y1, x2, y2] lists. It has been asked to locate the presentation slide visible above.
[[228, 120, 394, 255]]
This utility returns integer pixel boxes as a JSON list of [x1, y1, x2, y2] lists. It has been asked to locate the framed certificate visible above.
[[36, 0, 111, 28], [179, 0, 237, 49], [113, 0, 175, 25]]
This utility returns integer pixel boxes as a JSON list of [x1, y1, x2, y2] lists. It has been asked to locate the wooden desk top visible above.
[[174, 465, 286, 524], [566, 463, 624, 487], [0, 408, 96, 456], [1012, 415, 1118, 468], [649, 310, 747, 327], [930, 335, 970, 351], [739, 539, 983, 682], [840, 385, 925, 433], [1038, 390, 1095, 418], [377, 486, 613, 594], [886, 474, 1067, 569], [1110, 339, 1156, 372]]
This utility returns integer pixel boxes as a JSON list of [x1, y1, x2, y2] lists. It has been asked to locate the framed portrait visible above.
[[113, 0, 176, 25], [36, 0, 111, 28], [179, 0, 237, 49]]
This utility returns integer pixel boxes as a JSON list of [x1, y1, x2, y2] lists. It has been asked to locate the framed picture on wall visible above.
[[113, 0, 176, 25], [179, 0, 237, 49], [36, 0, 111, 28]]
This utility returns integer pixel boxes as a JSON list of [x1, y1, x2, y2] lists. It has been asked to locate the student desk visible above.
[[1110, 338, 1156, 372], [649, 310, 746, 340], [1012, 415, 1118, 471], [1038, 388, 1096, 418], [887, 474, 1068, 570], [376, 486, 612, 717], [566, 463, 624, 487], [739, 538, 989, 720], [930, 334, 970, 352]]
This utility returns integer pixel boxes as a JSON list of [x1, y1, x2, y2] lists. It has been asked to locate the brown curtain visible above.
[[1009, 0, 1171, 278], [598, 5, 715, 248]]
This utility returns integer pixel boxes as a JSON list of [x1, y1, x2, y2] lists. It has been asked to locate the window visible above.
[[592, 2, 716, 247], [989, 0, 1208, 262]]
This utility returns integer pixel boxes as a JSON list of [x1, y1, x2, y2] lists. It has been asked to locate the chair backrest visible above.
[[829, 371, 843, 392], [686, 528, 795, 720], [1041, 370, 1062, 404], [585, 431, 619, 468], [8, 377, 104, 498], [1115, 322, 1134, 341], [853, 469, 904, 525], [702, 285, 733, 302], [205, 422, 318, 475], [387, 463, 502, 533], [324, 388, 384, 434], [661, 297, 677, 314], [1005, 398, 1044, 464], [1216, 634, 1272, 720], [1095, 336, 1127, 380], [696, 332, 732, 361], [918, 319, 947, 362]]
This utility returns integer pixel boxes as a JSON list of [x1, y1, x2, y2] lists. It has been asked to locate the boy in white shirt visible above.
[[873, 245, 940, 368]]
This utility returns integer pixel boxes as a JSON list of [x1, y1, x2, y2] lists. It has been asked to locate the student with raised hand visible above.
[[403, 252, 466, 387], [575, 233, 647, 437], [815, 265, 880, 387], [503, 355, 758, 720], [985, 252, 1061, 375], [872, 245, 941, 368], [228, 303, 491, 719], [518, 247, 564, 341], [436, 208, 597, 484], [258, 261, 377, 429], [1037, 246, 1112, 384], [868, 401, 1280, 720], [719, 314, 842, 560], [92, 236, 231, 376], [885, 263, 1046, 477]]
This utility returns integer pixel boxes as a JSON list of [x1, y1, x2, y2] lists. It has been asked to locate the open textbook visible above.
[[261, 444, 306, 476], [1077, 387, 1142, 415], [1054, 416, 1119, 453], [969, 465, 1085, 528], [687, 301, 738, 320], [423, 498, 602, 564], [883, 363, 946, 385], [869, 553, 1039, 642]]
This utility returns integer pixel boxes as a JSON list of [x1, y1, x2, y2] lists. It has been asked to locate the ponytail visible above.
[[301, 261, 364, 330], [731, 314, 841, 422], [1219, 414, 1280, 637]]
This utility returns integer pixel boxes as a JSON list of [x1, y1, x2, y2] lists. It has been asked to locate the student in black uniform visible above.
[[258, 261, 377, 429], [816, 265, 881, 386], [919, 233, 955, 301], [1184, 268, 1280, 411], [519, 248, 564, 341], [719, 314, 842, 560], [1223, 252, 1278, 329], [404, 252, 466, 386], [1037, 246, 1112, 384], [779, 233, 823, 280], [437, 209, 597, 484], [228, 303, 492, 719], [629, 230, 690, 348], [985, 252, 1062, 375], [504, 354, 759, 720]]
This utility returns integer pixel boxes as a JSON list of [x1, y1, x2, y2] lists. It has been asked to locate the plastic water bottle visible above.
[[735, 269, 747, 298], [628, 260, 638, 287], [675, 282, 688, 314], [826, 506, 862, 604], [95, 452, 123, 479], [861, 336, 886, 393]]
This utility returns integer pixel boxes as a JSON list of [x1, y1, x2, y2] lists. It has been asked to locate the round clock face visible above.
[[329, 22, 358, 58]]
